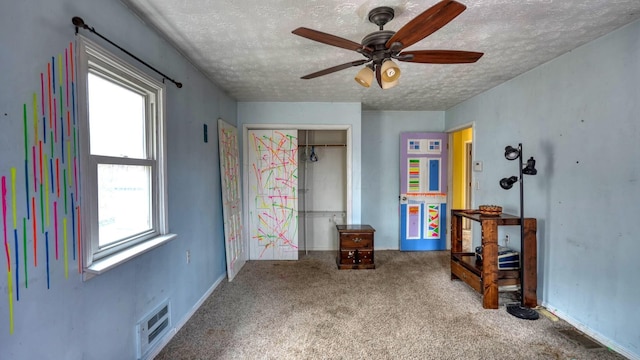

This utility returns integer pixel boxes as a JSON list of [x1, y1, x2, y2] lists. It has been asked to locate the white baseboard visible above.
[[145, 272, 227, 360], [541, 301, 639, 360]]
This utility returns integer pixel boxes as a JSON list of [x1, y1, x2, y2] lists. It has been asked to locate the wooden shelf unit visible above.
[[450, 210, 537, 309]]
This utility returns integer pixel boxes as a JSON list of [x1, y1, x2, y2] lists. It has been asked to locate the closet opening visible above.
[[298, 129, 348, 254]]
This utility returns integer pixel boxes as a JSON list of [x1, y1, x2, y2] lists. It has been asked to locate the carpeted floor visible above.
[[154, 251, 625, 359]]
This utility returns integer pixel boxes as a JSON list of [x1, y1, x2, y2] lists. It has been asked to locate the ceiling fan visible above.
[[292, 0, 483, 89]]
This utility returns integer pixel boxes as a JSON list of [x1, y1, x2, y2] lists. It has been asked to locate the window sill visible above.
[[84, 233, 177, 280]]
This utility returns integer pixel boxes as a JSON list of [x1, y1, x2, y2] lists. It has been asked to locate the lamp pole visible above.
[[506, 143, 539, 320], [518, 143, 525, 304]]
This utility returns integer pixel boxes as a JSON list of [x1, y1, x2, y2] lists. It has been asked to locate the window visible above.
[[77, 36, 175, 277]]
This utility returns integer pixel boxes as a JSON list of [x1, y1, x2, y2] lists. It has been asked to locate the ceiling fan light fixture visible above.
[[381, 59, 401, 82], [354, 66, 374, 88], [381, 77, 399, 90]]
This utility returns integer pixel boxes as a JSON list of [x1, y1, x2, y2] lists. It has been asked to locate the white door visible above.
[[217, 119, 246, 280], [247, 129, 298, 260]]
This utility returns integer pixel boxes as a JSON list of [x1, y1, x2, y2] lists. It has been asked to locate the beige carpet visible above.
[[154, 251, 625, 360]]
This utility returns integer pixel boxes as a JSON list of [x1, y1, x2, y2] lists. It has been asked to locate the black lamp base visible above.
[[506, 304, 539, 320]]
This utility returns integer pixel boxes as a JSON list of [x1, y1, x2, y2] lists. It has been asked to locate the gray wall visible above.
[[361, 111, 445, 249], [1, 1, 235, 359], [446, 20, 640, 358]]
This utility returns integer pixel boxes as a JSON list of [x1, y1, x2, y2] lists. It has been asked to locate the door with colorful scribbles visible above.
[[217, 120, 247, 280], [247, 129, 299, 260], [399, 132, 448, 251]]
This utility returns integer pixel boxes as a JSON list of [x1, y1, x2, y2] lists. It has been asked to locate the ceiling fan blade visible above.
[[386, 0, 466, 50], [398, 50, 483, 64], [293, 27, 372, 52], [301, 59, 369, 79]]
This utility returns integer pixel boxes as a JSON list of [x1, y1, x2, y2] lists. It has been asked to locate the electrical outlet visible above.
[[186, 250, 191, 264]]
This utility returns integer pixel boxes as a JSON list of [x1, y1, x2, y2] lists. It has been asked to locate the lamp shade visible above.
[[523, 157, 537, 175], [504, 145, 520, 160], [354, 66, 374, 88], [500, 176, 518, 190], [381, 77, 399, 89], [381, 59, 401, 82]]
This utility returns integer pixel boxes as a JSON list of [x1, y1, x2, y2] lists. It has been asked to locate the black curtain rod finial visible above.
[[72, 16, 90, 30], [71, 16, 84, 27]]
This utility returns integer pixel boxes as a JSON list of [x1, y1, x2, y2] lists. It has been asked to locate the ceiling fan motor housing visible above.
[[363, 7, 405, 64], [368, 6, 395, 29], [362, 30, 395, 63]]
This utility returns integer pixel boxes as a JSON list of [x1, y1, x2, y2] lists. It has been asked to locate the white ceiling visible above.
[[122, 0, 640, 111]]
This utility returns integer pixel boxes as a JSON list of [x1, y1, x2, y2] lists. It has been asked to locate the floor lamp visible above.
[[499, 143, 539, 320]]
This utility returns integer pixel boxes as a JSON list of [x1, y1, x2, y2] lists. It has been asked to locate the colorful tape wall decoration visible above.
[[1, 42, 81, 334]]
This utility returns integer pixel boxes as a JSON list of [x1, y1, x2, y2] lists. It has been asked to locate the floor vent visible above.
[[137, 299, 171, 359]]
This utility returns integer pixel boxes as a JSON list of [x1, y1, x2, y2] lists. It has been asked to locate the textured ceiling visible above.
[[122, 0, 640, 110]]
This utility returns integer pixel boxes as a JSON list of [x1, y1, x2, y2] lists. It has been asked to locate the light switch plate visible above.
[[473, 161, 483, 172]]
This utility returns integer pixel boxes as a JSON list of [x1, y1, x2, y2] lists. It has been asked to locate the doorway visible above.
[[449, 126, 473, 251]]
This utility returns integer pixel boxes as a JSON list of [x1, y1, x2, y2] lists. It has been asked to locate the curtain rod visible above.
[[72, 16, 182, 88]]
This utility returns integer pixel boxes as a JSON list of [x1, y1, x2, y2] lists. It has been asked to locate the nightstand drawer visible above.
[[340, 250, 373, 264], [340, 233, 372, 249]]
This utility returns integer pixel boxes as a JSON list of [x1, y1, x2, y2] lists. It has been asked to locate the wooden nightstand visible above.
[[336, 224, 375, 270]]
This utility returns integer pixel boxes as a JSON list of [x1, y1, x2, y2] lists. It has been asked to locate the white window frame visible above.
[[76, 35, 175, 279]]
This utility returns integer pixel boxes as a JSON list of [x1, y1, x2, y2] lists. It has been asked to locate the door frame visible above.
[[446, 122, 475, 250], [464, 140, 473, 230], [242, 124, 353, 256]]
